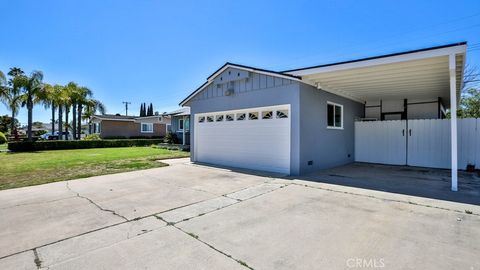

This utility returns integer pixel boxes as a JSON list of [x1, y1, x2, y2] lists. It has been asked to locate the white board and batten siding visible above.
[[355, 120, 407, 165], [194, 105, 291, 174], [355, 118, 480, 170], [408, 118, 480, 169]]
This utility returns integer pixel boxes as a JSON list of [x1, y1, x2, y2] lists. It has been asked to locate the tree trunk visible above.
[[27, 97, 33, 142], [72, 103, 77, 140], [65, 106, 69, 140], [58, 106, 63, 140], [51, 104, 56, 134], [88, 121, 92, 135], [77, 104, 82, 139], [10, 109, 16, 136]]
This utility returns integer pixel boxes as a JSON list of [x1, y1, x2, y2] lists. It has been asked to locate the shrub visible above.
[[103, 136, 127, 140], [129, 136, 151, 139], [83, 134, 101, 141], [7, 139, 165, 152], [164, 132, 178, 144], [0, 132, 7, 144]]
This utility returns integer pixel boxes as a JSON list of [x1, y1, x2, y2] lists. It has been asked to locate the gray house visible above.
[[163, 108, 190, 145], [180, 42, 467, 191]]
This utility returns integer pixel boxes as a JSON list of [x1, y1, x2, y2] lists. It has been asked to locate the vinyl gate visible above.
[[355, 118, 480, 169]]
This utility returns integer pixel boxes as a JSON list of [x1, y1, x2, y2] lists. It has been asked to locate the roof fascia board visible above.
[[286, 45, 467, 77], [94, 117, 135, 122]]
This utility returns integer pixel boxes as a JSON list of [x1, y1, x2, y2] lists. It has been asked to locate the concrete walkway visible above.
[[0, 158, 479, 269]]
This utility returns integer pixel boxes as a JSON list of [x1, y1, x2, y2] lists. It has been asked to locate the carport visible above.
[[285, 42, 468, 191]]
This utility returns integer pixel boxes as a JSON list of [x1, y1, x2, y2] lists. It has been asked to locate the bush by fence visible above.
[[8, 139, 165, 152]]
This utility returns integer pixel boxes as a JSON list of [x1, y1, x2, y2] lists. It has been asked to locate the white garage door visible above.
[[194, 105, 291, 174]]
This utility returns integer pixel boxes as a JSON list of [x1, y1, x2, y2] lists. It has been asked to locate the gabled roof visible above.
[[179, 62, 302, 106], [92, 114, 137, 121], [164, 107, 190, 116]]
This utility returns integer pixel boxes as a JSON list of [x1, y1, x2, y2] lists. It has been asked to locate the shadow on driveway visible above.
[[192, 161, 480, 206], [295, 162, 480, 206]]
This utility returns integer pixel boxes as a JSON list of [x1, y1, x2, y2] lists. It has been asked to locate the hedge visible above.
[[7, 139, 165, 152], [156, 143, 190, 152]]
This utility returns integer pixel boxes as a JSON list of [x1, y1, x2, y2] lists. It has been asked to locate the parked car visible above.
[[40, 132, 70, 140]]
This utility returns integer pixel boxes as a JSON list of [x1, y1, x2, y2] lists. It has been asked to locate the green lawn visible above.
[[0, 146, 190, 190], [0, 144, 6, 151]]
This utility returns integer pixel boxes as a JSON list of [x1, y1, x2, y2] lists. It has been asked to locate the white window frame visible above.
[[141, 123, 154, 133], [93, 122, 101, 134], [326, 101, 343, 130], [178, 119, 184, 131]]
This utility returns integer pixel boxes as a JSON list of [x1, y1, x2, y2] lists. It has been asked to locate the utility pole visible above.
[[122, 101, 131, 116]]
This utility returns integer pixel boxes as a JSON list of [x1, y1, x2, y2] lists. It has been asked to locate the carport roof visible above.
[[284, 42, 467, 107]]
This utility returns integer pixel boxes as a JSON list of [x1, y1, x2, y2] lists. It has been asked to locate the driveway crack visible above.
[[171, 224, 255, 270], [65, 182, 128, 221]]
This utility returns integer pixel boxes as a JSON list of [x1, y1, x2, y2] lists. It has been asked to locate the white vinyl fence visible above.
[[355, 118, 480, 170]]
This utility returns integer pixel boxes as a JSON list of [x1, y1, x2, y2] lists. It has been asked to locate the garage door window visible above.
[[216, 115, 224, 122], [248, 112, 258, 120], [226, 114, 234, 121], [237, 113, 246, 121], [198, 116, 205, 123], [327, 102, 343, 129], [276, 110, 288, 119], [262, 111, 273, 119], [207, 116, 214, 122]]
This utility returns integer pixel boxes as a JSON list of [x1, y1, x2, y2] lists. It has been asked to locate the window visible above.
[[198, 116, 205, 123], [276, 110, 288, 119], [178, 119, 184, 130], [141, 123, 153, 133], [327, 102, 343, 129], [226, 114, 234, 121], [262, 111, 273, 119], [207, 116, 214, 122], [93, 123, 101, 134], [248, 112, 258, 120], [216, 115, 224, 122], [236, 113, 246, 121]]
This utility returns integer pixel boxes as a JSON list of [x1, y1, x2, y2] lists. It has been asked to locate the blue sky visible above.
[[1, 0, 479, 124]]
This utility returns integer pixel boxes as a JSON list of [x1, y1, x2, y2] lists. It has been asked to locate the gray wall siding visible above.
[[299, 83, 364, 174], [187, 82, 302, 175], [192, 67, 295, 102]]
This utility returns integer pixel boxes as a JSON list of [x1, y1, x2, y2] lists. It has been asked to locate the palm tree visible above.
[[63, 88, 73, 140], [3, 68, 25, 136], [54, 85, 67, 140], [0, 71, 7, 102], [18, 71, 45, 141], [64, 82, 79, 139], [76, 86, 93, 139], [82, 98, 106, 134], [40, 83, 56, 135]]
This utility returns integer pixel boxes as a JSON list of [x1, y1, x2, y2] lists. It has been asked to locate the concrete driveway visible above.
[[0, 158, 479, 269]]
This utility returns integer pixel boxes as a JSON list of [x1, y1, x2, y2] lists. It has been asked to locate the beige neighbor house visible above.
[[91, 114, 171, 139]]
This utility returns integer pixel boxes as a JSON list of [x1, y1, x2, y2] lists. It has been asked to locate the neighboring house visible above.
[[91, 114, 170, 139], [163, 108, 190, 145], [180, 42, 468, 191]]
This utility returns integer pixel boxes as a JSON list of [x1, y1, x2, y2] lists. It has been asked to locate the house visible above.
[[91, 114, 170, 139], [180, 42, 468, 191], [163, 108, 190, 145]]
